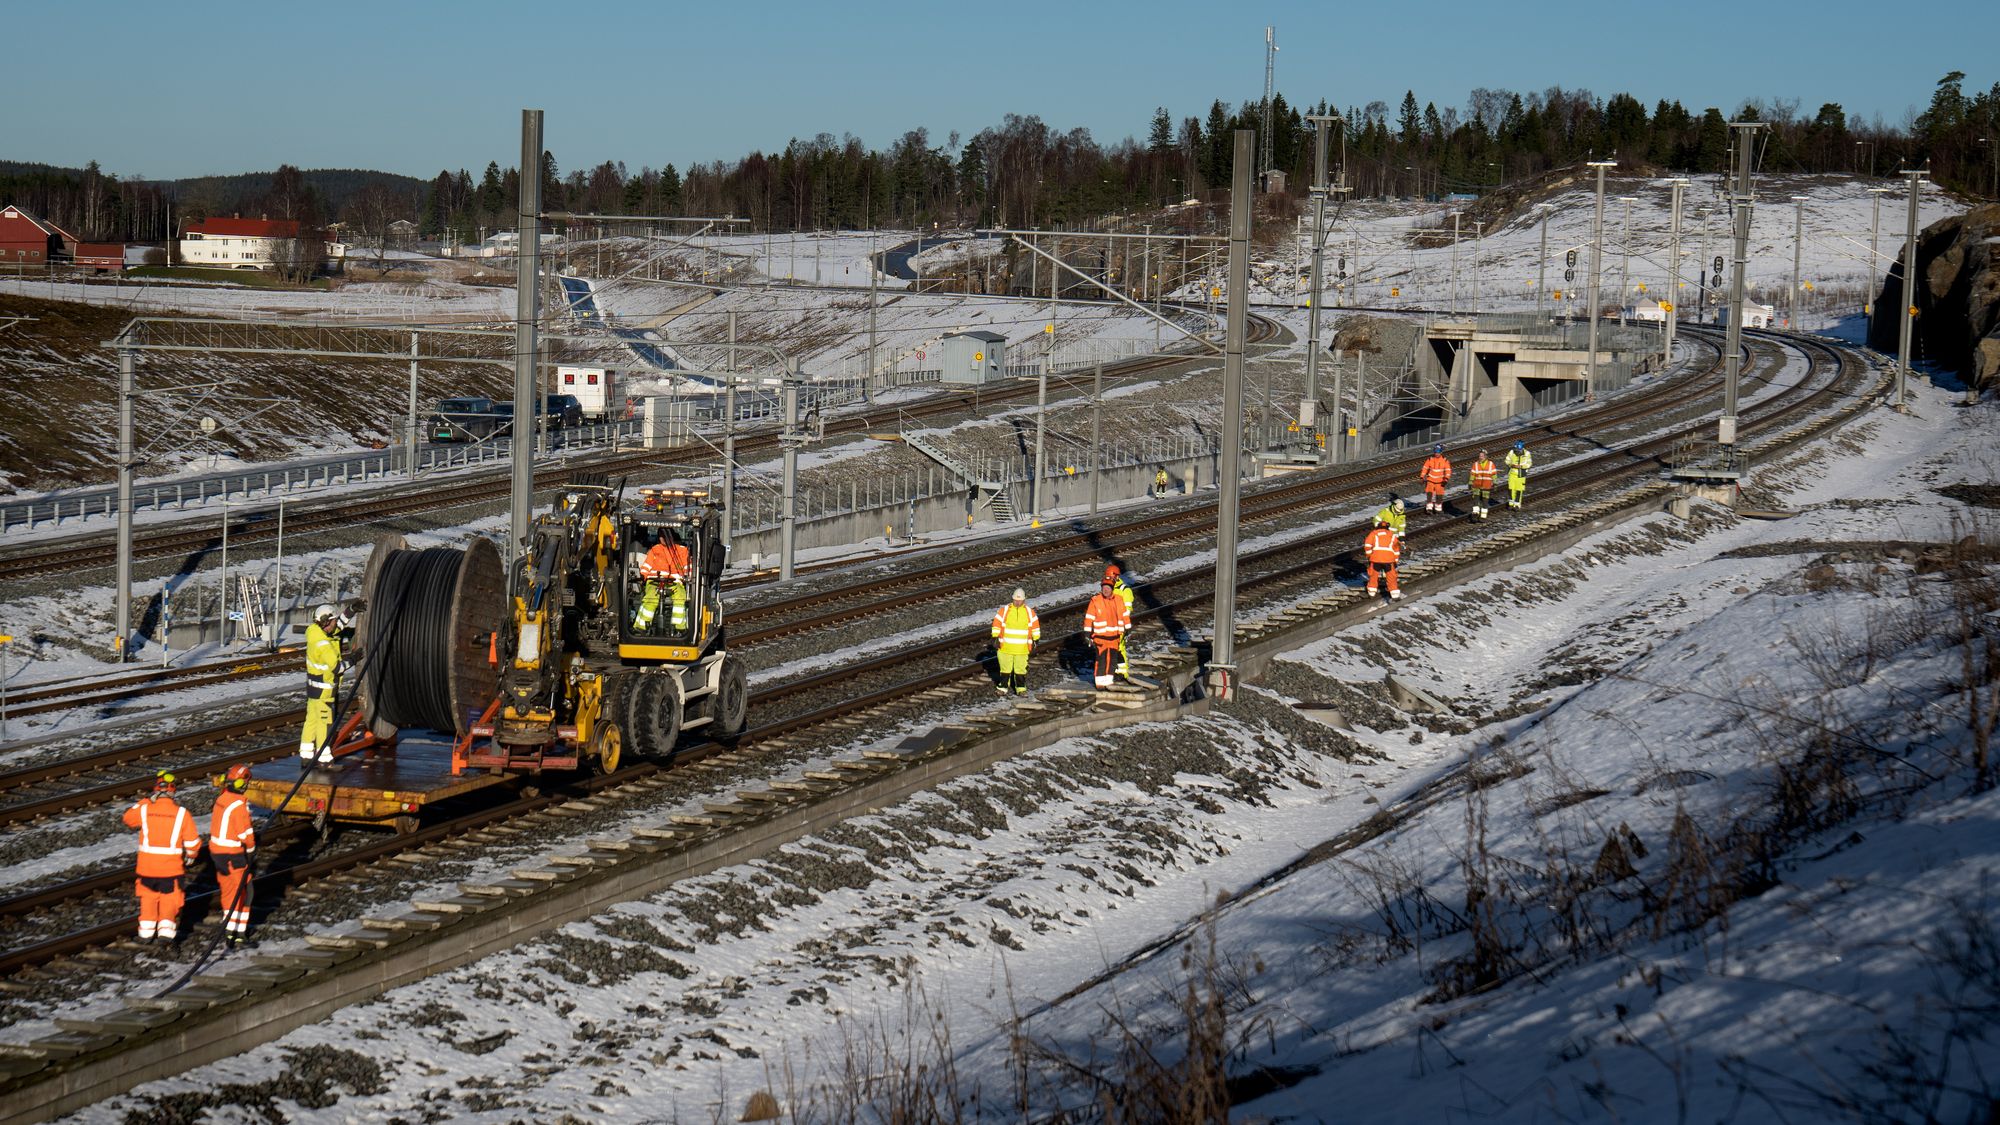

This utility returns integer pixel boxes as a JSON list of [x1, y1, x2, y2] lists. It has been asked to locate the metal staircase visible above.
[[900, 421, 1019, 523]]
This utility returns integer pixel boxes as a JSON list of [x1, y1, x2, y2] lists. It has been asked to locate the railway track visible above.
[[0, 327, 1874, 983], [0, 319, 1269, 586], [0, 323, 1778, 836]]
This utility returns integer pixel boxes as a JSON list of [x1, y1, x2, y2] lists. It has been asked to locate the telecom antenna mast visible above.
[[1259, 26, 1277, 184]]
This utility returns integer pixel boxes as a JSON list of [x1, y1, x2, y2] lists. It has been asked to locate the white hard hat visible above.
[[1011, 587, 1026, 601], [315, 603, 337, 621]]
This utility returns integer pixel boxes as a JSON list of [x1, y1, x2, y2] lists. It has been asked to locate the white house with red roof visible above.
[[179, 215, 331, 269]]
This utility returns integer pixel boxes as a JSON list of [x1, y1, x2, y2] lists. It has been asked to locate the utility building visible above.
[[938, 329, 1007, 385]]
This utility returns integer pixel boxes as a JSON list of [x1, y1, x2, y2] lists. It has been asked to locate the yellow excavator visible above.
[[462, 481, 749, 774]]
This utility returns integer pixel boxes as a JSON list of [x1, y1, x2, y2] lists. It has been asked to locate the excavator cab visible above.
[[615, 488, 725, 663]]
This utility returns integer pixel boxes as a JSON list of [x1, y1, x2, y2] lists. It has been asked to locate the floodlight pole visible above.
[[1896, 168, 1925, 411], [1721, 122, 1767, 452], [1585, 161, 1614, 395], [510, 108, 543, 562], [1208, 130, 1252, 702]]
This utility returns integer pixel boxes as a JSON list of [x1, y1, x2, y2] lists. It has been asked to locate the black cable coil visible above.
[[366, 546, 464, 732]]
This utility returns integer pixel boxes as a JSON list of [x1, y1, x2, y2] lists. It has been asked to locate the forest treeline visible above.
[[4, 72, 1992, 246]]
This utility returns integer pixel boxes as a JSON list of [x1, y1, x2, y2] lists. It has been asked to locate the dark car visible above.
[[544, 394, 584, 430], [492, 396, 584, 437], [427, 396, 502, 442]]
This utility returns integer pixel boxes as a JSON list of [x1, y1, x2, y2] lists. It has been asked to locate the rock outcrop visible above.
[[1869, 202, 2000, 393]]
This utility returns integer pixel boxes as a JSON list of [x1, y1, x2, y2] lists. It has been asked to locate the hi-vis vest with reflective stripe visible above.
[[990, 603, 1041, 653], [1364, 526, 1402, 564], [1421, 455, 1451, 485], [305, 622, 340, 696], [1083, 592, 1129, 639], [210, 793, 256, 854], [126, 796, 199, 878], [1506, 449, 1533, 473], [1470, 460, 1497, 488]]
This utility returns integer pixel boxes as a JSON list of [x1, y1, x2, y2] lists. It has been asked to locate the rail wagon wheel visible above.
[[711, 655, 749, 738], [590, 720, 624, 775]]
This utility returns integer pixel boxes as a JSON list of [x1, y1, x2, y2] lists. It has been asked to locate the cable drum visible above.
[[359, 537, 503, 737]]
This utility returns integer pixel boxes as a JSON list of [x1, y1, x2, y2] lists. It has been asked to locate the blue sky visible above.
[[1, 0, 1984, 180]]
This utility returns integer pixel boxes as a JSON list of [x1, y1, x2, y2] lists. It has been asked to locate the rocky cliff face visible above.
[[1869, 202, 2000, 393]]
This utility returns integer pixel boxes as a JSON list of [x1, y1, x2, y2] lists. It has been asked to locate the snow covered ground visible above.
[[1241, 172, 1967, 320], [49, 348, 1996, 1122], [0, 275, 514, 321]]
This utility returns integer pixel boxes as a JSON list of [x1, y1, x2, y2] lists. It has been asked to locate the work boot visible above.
[[995, 684, 1008, 696], [1389, 589, 1403, 600]]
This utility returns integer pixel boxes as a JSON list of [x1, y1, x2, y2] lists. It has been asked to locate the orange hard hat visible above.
[[225, 763, 252, 789], [152, 770, 176, 793], [1104, 564, 1120, 580]]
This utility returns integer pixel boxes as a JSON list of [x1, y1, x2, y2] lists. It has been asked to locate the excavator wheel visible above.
[[622, 672, 683, 759], [711, 654, 749, 738]]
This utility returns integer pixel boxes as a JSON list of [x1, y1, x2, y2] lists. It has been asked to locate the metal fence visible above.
[[0, 418, 643, 533], [728, 433, 1216, 535]]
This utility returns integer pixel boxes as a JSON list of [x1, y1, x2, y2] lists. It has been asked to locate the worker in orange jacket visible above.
[[209, 763, 259, 945], [1420, 444, 1452, 512], [123, 771, 203, 943], [1082, 577, 1131, 689], [1468, 451, 1498, 519], [1363, 517, 1404, 601]]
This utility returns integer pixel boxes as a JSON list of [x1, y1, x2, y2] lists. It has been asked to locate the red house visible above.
[[0, 204, 126, 272], [0, 204, 76, 268]]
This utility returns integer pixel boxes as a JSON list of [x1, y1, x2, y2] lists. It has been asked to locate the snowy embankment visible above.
[[1215, 173, 1965, 319], [58, 366, 1999, 1123]]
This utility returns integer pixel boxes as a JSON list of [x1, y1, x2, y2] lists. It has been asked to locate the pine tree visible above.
[[1697, 107, 1730, 172], [1148, 107, 1174, 154], [1398, 91, 1421, 147]]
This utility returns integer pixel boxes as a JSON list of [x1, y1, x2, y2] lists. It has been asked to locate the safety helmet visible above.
[[1375, 516, 1388, 527], [314, 603, 337, 622], [1478, 450, 1488, 459], [1104, 565, 1120, 580], [225, 763, 252, 791], [1434, 444, 1444, 454], [1392, 498, 1405, 512], [1010, 587, 1026, 602], [1514, 440, 1525, 450], [153, 770, 176, 793]]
